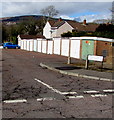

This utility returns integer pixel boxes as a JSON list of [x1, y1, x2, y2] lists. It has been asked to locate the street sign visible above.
[[85, 55, 104, 70], [88, 55, 103, 62]]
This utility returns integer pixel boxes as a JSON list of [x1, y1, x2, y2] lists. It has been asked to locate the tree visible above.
[[40, 5, 59, 18]]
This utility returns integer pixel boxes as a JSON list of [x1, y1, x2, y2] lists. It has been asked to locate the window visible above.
[[111, 42, 114, 46]]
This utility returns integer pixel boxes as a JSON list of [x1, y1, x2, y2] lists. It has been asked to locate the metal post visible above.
[[101, 61, 103, 72], [85, 55, 89, 69], [67, 39, 71, 64], [67, 57, 71, 64]]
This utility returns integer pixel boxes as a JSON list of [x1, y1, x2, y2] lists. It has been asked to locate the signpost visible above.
[[85, 55, 104, 70]]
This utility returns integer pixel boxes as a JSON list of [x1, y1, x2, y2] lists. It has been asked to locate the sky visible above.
[[1, 1, 113, 22]]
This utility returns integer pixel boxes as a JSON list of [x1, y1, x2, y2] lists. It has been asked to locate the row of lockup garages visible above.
[[18, 37, 114, 64], [18, 37, 81, 59]]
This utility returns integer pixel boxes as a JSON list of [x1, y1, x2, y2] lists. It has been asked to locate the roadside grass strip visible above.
[[3, 99, 27, 103]]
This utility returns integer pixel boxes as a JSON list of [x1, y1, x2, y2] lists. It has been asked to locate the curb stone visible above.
[[40, 63, 114, 82]]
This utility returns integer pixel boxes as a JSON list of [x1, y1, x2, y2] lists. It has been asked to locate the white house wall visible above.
[[43, 22, 52, 39], [61, 39, 69, 56], [52, 22, 73, 38], [70, 40, 80, 59]]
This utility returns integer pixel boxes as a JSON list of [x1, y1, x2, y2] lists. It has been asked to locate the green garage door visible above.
[[82, 40, 94, 60]]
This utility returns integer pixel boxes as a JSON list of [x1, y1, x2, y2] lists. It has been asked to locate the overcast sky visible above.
[[1, 1, 113, 22]]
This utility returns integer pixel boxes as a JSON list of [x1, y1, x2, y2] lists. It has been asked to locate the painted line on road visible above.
[[67, 95, 84, 99], [91, 94, 107, 97], [103, 89, 114, 92], [61, 92, 77, 95], [84, 90, 99, 94], [3, 99, 27, 103], [37, 97, 56, 102], [34, 78, 63, 95]]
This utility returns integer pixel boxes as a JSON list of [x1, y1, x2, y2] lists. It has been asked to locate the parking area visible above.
[[2, 49, 114, 118]]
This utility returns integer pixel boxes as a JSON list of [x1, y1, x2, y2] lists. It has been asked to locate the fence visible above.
[[18, 38, 81, 59]]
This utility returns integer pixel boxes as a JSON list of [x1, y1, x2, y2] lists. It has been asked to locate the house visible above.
[[43, 19, 99, 39]]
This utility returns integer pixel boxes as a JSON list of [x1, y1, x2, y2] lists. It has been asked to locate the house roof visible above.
[[67, 20, 99, 32], [48, 20, 65, 28], [48, 19, 99, 32], [48, 20, 56, 26], [19, 35, 45, 39]]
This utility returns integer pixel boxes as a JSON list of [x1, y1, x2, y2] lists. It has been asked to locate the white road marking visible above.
[[34, 78, 62, 95], [68, 95, 84, 99], [91, 94, 107, 97], [3, 99, 27, 103], [61, 92, 77, 95], [84, 90, 99, 94], [37, 97, 55, 102], [103, 89, 114, 92]]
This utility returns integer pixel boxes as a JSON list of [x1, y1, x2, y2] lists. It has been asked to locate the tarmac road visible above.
[[2, 49, 114, 118]]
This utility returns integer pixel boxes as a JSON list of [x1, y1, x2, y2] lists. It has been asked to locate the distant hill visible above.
[[1, 15, 78, 24], [1, 15, 44, 23]]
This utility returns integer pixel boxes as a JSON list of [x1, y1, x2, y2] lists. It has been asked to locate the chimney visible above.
[[106, 22, 109, 25], [83, 19, 86, 25], [58, 18, 62, 21]]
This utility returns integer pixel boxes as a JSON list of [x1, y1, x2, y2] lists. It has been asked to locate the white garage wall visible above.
[[18, 40, 21, 46], [29, 40, 33, 51], [61, 39, 69, 56], [38, 40, 42, 52], [47, 41, 53, 54], [70, 40, 80, 59], [26, 40, 30, 51], [21, 41, 24, 49], [19, 37, 81, 59], [42, 40, 47, 53], [23, 40, 26, 50], [33, 40, 37, 52], [53, 38, 61, 55]]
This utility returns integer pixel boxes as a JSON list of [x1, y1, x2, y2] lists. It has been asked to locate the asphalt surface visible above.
[[2, 49, 114, 118]]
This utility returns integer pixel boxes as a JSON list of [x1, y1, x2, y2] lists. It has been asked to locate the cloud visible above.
[[2, 0, 114, 2], [1, 2, 112, 22], [59, 15, 74, 20], [74, 13, 112, 22]]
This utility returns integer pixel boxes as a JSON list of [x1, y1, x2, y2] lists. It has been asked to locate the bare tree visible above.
[[111, 1, 114, 24], [40, 5, 59, 18]]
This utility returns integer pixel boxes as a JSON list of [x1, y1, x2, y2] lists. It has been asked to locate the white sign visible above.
[[88, 55, 103, 62]]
